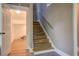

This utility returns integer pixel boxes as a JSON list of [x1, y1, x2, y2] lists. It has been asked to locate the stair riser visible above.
[[33, 32, 45, 34], [34, 33, 45, 35], [33, 47, 52, 51], [33, 37, 46, 40], [33, 40, 49, 43], [34, 43, 51, 47]]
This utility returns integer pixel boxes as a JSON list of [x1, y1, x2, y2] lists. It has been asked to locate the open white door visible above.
[[1, 4, 11, 56], [1, 4, 33, 55], [0, 4, 3, 55]]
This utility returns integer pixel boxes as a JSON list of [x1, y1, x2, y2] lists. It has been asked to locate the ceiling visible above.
[[10, 9, 26, 24], [8, 3, 30, 7]]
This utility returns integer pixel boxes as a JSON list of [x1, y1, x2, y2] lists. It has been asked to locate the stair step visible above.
[[34, 36, 47, 39], [33, 29, 43, 31], [33, 30, 44, 33], [33, 23, 39, 25], [33, 43, 52, 51], [33, 32, 45, 35], [34, 35, 46, 37], [33, 33, 45, 36], [34, 30, 43, 32], [34, 31, 45, 34], [34, 26, 41, 28], [33, 28, 43, 30], [33, 23, 40, 25], [33, 41, 49, 44], [33, 39, 49, 43], [34, 42, 51, 46], [33, 47, 52, 51], [33, 34, 47, 38], [33, 21, 38, 23], [33, 22, 39, 24], [33, 24, 40, 25], [33, 24, 41, 26]]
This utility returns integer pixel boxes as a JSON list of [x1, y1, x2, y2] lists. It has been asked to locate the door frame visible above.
[[73, 4, 77, 56], [1, 4, 33, 56]]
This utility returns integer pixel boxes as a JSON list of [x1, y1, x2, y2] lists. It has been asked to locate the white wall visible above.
[[11, 24, 26, 43], [13, 25, 26, 40], [10, 9, 26, 43], [40, 4, 74, 55], [27, 4, 33, 51]]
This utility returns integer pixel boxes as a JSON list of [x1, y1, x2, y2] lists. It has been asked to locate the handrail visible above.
[[41, 15, 53, 29]]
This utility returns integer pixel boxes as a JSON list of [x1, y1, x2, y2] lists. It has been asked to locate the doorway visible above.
[[9, 9, 28, 55], [2, 4, 32, 56]]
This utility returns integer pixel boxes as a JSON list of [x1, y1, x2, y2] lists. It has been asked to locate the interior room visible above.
[[9, 9, 28, 55], [0, 3, 75, 56]]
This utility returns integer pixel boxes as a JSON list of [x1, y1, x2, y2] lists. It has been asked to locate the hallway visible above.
[[33, 21, 53, 52]]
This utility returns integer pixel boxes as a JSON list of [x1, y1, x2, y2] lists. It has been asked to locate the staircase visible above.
[[33, 21, 52, 52]]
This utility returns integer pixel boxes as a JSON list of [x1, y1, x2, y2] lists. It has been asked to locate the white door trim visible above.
[[73, 4, 77, 56], [4, 4, 29, 11]]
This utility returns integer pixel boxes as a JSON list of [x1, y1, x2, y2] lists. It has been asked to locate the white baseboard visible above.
[[28, 47, 33, 53], [34, 49, 55, 55], [55, 48, 70, 56]]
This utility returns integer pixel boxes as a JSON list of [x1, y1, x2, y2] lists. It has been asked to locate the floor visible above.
[[33, 21, 53, 52], [34, 51, 60, 56], [8, 38, 32, 56]]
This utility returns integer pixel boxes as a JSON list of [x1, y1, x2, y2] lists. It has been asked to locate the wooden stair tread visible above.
[[33, 36, 47, 39], [33, 39, 49, 44], [33, 44, 52, 51], [34, 43, 51, 46]]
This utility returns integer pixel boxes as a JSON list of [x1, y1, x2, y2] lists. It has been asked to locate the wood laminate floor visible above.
[[8, 39, 32, 56]]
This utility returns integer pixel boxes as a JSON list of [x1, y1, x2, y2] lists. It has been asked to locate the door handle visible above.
[[0, 32, 5, 34]]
